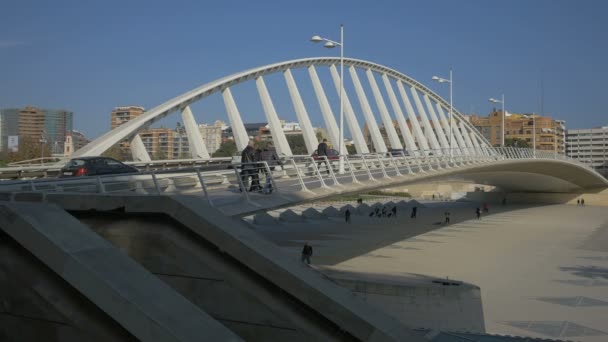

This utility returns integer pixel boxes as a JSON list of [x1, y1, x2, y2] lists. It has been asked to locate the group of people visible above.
[[240, 140, 281, 193], [368, 206, 397, 218], [576, 198, 586, 206]]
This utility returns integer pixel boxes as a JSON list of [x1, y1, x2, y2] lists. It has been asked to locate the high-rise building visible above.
[[0, 106, 73, 154], [199, 120, 226, 154], [566, 127, 608, 178], [110, 106, 145, 130], [469, 111, 566, 153], [139, 128, 175, 160]]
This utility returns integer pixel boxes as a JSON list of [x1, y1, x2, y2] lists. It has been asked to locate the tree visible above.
[[346, 144, 357, 154], [505, 138, 529, 148], [212, 140, 238, 157], [153, 149, 168, 160], [286, 135, 308, 155], [4, 136, 52, 163], [102, 144, 129, 161]]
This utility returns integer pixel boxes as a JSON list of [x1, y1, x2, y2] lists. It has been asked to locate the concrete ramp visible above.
[[45, 193, 424, 341], [253, 211, 277, 225], [279, 209, 304, 222], [301, 207, 326, 219], [322, 206, 341, 217], [0, 202, 241, 342]]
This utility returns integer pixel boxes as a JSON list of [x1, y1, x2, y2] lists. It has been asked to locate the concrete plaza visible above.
[[251, 202, 608, 341]]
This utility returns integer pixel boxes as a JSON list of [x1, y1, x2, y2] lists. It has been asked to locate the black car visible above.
[[60, 157, 139, 177]]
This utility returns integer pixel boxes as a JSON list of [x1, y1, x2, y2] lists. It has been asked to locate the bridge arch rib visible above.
[[74, 57, 490, 158]]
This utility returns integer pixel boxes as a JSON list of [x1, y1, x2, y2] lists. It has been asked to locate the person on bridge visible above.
[[316, 138, 331, 175], [260, 142, 281, 194], [301, 242, 313, 265], [240, 141, 259, 192]]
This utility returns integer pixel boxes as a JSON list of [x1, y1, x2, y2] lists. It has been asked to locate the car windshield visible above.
[[65, 159, 86, 168]]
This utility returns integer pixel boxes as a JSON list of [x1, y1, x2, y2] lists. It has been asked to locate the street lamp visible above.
[[311, 24, 345, 174], [432, 69, 453, 158], [489, 95, 505, 147], [39, 133, 47, 165]]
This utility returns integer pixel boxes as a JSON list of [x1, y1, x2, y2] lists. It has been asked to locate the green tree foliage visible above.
[[286, 135, 308, 155], [101, 144, 129, 161], [1, 136, 52, 163], [212, 140, 238, 157], [153, 149, 168, 160], [346, 144, 357, 154], [504, 138, 529, 148]]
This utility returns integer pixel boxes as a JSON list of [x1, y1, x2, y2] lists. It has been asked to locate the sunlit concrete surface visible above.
[[251, 202, 608, 341]]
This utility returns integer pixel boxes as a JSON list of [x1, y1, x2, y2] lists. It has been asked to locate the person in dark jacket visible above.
[[260, 142, 281, 193], [316, 139, 331, 175], [301, 242, 313, 264], [240, 141, 258, 192]]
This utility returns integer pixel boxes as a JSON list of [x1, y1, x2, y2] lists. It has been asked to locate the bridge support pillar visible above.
[[284, 69, 319, 154], [255, 76, 293, 157], [222, 87, 249, 151], [349, 66, 387, 153], [367, 69, 403, 151], [329, 64, 369, 154], [181, 106, 210, 160], [130, 134, 151, 162], [382, 74, 417, 156], [396, 81, 430, 153]]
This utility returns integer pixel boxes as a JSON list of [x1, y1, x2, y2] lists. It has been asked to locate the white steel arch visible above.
[[74, 57, 491, 157]]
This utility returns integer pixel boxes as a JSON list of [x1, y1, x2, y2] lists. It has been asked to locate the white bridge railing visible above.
[[0, 147, 594, 207]]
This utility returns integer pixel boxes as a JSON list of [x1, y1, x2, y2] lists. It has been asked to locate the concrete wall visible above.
[[464, 188, 608, 206], [74, 212, 348, 342], [320, 268, 485, 333], [0, 231, 136, 342]]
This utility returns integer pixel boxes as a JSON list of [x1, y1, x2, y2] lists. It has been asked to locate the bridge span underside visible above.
[[423, 159, 608, 193]]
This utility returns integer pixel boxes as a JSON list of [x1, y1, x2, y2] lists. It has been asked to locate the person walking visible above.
[[316, 138, 331, 175], [345, 209, 351, 223], [240, 141, 256, 192], [577, 199, 580, 206], [391, 206, 397, 218], [444, 211, 451, 224], [410, 206, 417, 219], [476, 207, 481, 219], [381, 206, 387, 217], [483, 202, 489, 213], [581, 198, 585, 206], [301, 242, 313, 265], [260, 142, 281, 194]]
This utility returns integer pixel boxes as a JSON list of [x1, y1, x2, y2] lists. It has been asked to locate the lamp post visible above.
[[39, 133, 47, 165], [311, 24, 344, 174], [489, 95, 505, 147], [432, 69, 453, 158]]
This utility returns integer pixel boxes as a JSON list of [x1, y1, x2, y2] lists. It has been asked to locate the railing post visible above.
[[374, 154, 391, 179], [233, 164, 251, 201], [151, 173, 162, 195], [309, 157, 329, 189], [343, 155, 361, 184], [387, 153, 402, 176], [196, 168, 214, 206], [290, 159, 312, 192], [262, 161, 280, 193], [399, 152, 413, 174], [323, 156, 340, 185], [360, 155, 377, 181]]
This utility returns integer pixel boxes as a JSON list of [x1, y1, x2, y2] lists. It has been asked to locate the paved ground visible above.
[[250, 201, 608, 341]]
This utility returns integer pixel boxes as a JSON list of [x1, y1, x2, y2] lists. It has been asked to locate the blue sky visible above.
[[1, 0, 607, 140]]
